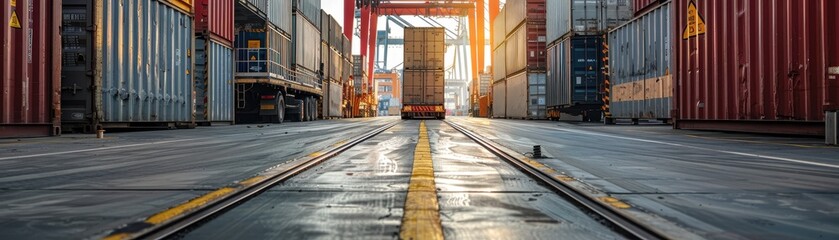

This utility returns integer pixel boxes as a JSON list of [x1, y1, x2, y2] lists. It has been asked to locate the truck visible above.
[[401, 27, 446, 119]]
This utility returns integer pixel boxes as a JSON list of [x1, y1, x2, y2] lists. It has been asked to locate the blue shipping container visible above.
[[234, 27, 292, 80], [546, 35, 604, 114], [195, 37, 235, 123]]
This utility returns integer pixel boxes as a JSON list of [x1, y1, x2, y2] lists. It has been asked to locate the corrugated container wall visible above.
[[163, 0, 193, 14], [404, 28, 446, 70], [342, 36, 351, 60], [546, 36, 604, 108], [633, 0, 662, 16], [194, 38, 234, 123], [546, 0, 633, 45], [320, 10, 329, 42], [608, 2, 671, 120], [195, 0, 234, 45], [292, 14, 321, 74], [493, 44, 506, 81], [673, 0, 839, 135], [1, 0, 61, 137], [505, 22, 547, 74], [492, 8, 505, 49], [60, 0, 194, 130], [492, 81, 506, 118], [293, 0, 321, 28], [234, 27, 291, 79], [402, 70, 445, 106], [267, 0, 292, 35]]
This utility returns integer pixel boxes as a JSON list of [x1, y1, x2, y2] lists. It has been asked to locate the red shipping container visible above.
[[634, 0, 662, 16], [1, 0, 61, 138], [673, 0, 839, 136], [195, 0, 234, 46]]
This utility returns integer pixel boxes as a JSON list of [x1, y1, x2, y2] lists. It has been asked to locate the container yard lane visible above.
[[448, 117, 839, 239], [0, 118, 396, 239]]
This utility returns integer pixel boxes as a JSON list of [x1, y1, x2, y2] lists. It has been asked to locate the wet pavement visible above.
[[448, 117, 839, 239]]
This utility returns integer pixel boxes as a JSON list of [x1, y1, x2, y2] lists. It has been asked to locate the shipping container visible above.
[[673, 0, 839, 136], [479, 73, 491, 96], [546, 35, 605, 121], [60, 0, 194, 131], [194, 37, 234, 124], [607, 2, 671, 122], [330, 18, 342, 50], [545, 0, 633, 45], [1, 0, 61, 138], [342, 36, 351, 60], [292, 13, 321, 75], [505, 22, 547, 75], [195, 0, 234, 46], [478, 95, 491, 118], [320, 10, 329, 42], [492, 44, 506, 81], [633, 0, 663, 16], [352, 55, 367, 94], [492, 7, 505, 49], [402, 70, 446, 119], [292, 0, 321, 28], [235, 26, 292, 81], [492, 80, 506, 118], [505, 0, 546, 37], [504, 72, 546, 119], [163, 0, 193, 14], [236, 0, 291, 35], [321, 80, 342, 118], [404, 28, 446, 70]]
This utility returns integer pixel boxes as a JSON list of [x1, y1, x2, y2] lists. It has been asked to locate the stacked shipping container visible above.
[[671, 0, 839, 136], [491, 0, 547, 119], [402, 28, 446, 119], [1, 0, 61, 137], [607, 2, 671, 123], [194, 0, 235, 124], [320, 10, 343, 119], [545, 0, 632, 121], [60, 0, 195, 131]]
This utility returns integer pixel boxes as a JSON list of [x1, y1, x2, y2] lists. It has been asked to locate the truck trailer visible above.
[[401, 27, 446, 119]]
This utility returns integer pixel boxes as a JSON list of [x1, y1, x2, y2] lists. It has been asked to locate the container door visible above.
[[61, 1, 94, 126]]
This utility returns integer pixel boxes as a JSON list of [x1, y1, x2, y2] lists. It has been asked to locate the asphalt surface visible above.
[[0, 117, 396, 239], [448, 117, 839, 239], [182, 120, 621, 239]]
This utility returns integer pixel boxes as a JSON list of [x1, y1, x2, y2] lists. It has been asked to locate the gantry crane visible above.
[[344, 0, 500, 117]]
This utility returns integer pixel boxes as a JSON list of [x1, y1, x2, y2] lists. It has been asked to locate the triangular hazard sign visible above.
[[9, 11, 21, 29], [682, 2, 706, 39]]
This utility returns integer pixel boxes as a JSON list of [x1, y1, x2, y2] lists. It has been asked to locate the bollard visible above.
[[533, 145, 542, 158], [96, 130, 105, 139]]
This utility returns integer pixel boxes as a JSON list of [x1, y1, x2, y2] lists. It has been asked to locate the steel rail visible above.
[[444, 120, 668, 240], [134, 121, 400, 240]]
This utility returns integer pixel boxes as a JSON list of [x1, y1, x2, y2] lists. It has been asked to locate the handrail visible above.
[[235, 47, 322, 89]]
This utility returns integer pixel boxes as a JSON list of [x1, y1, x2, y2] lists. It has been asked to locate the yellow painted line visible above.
[[400, 121, 444, 240], [599, 196, 632, 209], [102, 233, 129, 240], [307, 151, 323, 158], [238, 176, 266, 187], [145, 187, 236, 225]]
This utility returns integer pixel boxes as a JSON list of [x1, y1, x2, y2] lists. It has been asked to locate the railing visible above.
[[235, 48, 321, 89]]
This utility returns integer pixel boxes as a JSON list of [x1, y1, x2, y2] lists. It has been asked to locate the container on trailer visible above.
[[546, 35, 605, 119], [320, 10, 329, 42], [330, 18, 342, 50], [607, 2, 671, 122], [492, 44, 506, 81], [322, 80, 342, 118], [292, 0, 321, 28], [506, 72, 546, 119], [237, 0, 291, 35], [292, 13, 321, 76], [1, 0, 61, 138], [61, 0, 194, 131], [492, 7, 505, 49], [505, 22, 547, 75], [342, 36, 351, 60], [195, 0, 234, 46], [321, 41, 329, 79], [504, 0, 546, 37], [330, 49, 341, 81], [194, 37, 234, 124], [401, 70, 446, 117], [404, 28, 445, 70], [492, 80, 506, 118], [545, 0, 633, 45], [235, 25, 292, 81], [673, 0, 839, 136]]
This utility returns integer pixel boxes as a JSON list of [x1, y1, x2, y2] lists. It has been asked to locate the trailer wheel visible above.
[[275, 95, 285, 124]]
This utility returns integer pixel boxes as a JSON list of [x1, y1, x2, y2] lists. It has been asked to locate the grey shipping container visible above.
[[320, 10, 329, 42], [292, 13, 321, 74], [195, 37, 235, 124], [322, 80, 342, 118], [292, 0, 321, 28], [238, 0, 291, 35], [546, 0, 633, 45], [330, 17, 342, 51], [492, 80, 506, 118], [61, 0, 194, 130], [608, 2, 671, 121], [404, 28, 446, 70], [505, 72, 546, 119], [546, 35, 605, 120], [342, 36, 351, 60]]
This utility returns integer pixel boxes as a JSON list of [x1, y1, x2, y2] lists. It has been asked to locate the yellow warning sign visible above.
[[682, 1, 706, 39], [247, 40, 261, 49], [250, 55, 257, 61], [9, 11, 21, 29]]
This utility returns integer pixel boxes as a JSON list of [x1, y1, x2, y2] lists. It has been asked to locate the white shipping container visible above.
[[293, 14, 321, 73], [492, 8, 506, 49], [404, 28, 446, 70], [505, 27, 528, 75], [505, 0, 526, 32], [492, 80, 507, 118], [493, 43, 506, 81], [546, 0, 633, 44], [506, 73, 528, 118]]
